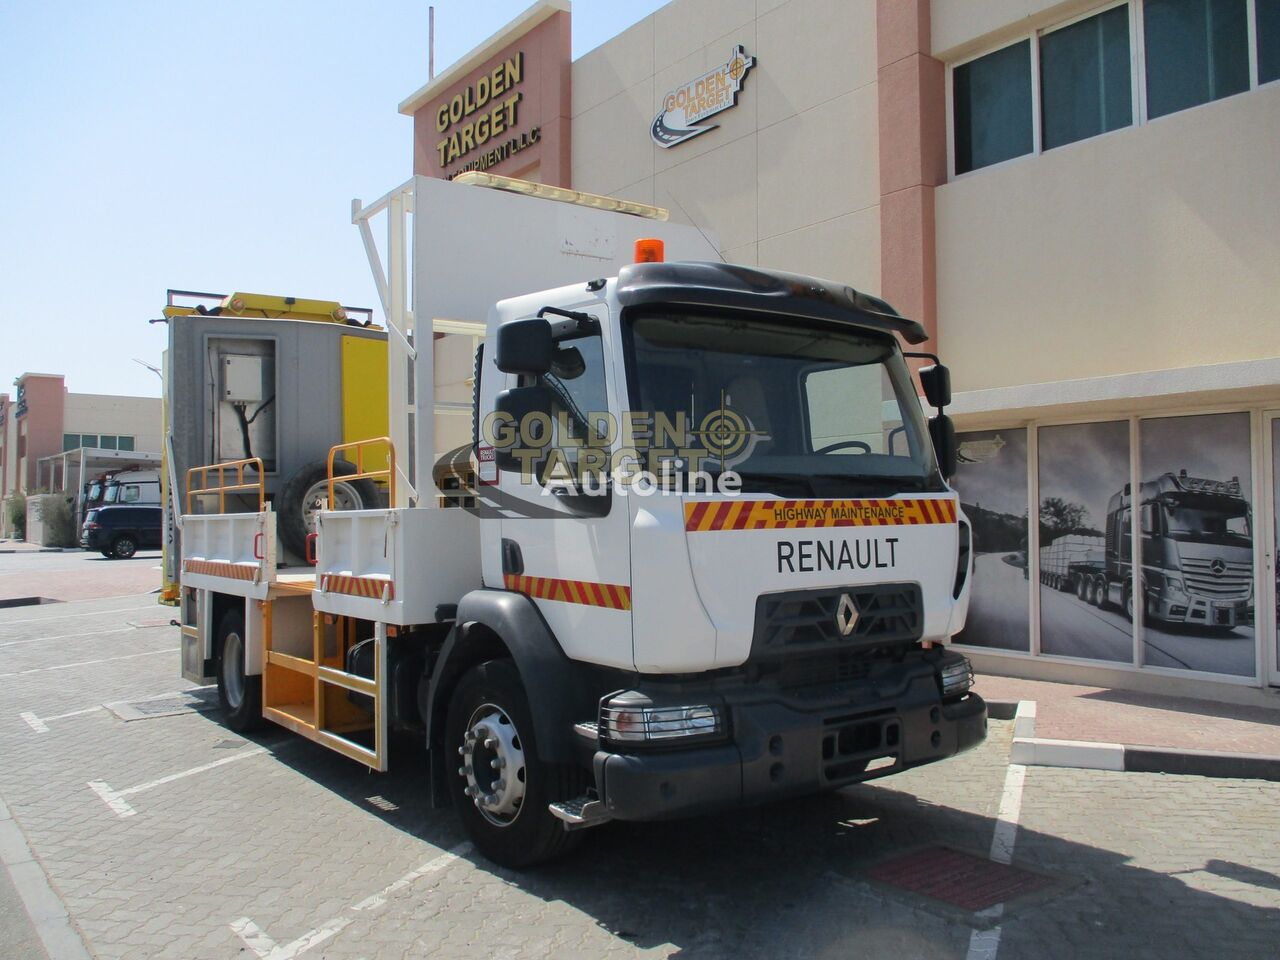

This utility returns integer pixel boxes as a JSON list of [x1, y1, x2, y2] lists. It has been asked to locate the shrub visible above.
[[42, 496, 77, 548], [5, 491, 25, 539]]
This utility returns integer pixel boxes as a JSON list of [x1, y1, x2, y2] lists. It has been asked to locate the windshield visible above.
[[1165, 500, 1251, 543], [103, 484, 121, 504], [87, 482, 103, 501], [627, 311, 941, 496]]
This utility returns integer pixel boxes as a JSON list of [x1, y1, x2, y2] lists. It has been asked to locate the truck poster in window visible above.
[[951, 429, 1031, 651], [1138, 413, 1255, 677], [1037, 420, 1132, 663]]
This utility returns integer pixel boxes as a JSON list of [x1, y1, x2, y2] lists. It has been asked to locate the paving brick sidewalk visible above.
[[975, 673, 1280, 755]]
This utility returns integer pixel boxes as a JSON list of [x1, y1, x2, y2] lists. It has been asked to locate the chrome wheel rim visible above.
[[301, 479, 362, 533], [457, 703, 527, 827]]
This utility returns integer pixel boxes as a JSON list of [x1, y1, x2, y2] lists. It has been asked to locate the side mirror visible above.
[[929, 413, 957, 481], [495, 317, 554, 375], [919, 364, 952, 409], [493, 385, 556, 470]]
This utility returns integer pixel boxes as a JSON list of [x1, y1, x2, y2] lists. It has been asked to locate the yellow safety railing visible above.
[[185, 457, 265, 515], [327, 437, 395, 507]]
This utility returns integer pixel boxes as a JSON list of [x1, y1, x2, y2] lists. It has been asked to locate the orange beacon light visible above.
[[634, 238, 665, 263]]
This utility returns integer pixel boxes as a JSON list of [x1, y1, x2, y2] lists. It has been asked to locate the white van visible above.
[[102, 469, 161, 508]]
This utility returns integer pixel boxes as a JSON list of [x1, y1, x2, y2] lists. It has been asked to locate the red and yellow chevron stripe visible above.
[[183, 559, 256, 581], [320, 574, 395, 601], [684, 498, 957, 532], [504, 574, 631, 611]]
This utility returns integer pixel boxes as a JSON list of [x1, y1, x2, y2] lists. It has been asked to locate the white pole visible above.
[[429, 6, 435, 80]]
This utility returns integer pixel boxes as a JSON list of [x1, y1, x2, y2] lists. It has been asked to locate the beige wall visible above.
[[63, 393, 162, 452], [572, 0, 883, 293], [930, 0, 1098, 60], [937, 85, 1280, 393]]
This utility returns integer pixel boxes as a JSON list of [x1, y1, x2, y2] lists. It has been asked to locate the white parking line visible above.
[[0, 626, 137, 648], [965, 704, 1031, 960], [231, 843, 471, 959], [88, 748, 269, 818], [0, 647, 177, 679], [0, 601, 158, 627], [19, 705, 102, 733]]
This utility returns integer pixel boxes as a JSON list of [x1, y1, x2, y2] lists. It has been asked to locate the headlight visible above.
[[938, 656, 973, 697], [600, 691, 724, 745], [1165, 577, 1187, 598]]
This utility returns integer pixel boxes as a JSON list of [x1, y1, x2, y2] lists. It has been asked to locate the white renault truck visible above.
[[178, 174, 984, 867]]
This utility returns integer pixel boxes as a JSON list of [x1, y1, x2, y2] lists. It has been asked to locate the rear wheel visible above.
[[444, 660, 586, 868], [1075, 576, 1089, 601], [111, 535, 137, 559], [216, 608, 263, 732]]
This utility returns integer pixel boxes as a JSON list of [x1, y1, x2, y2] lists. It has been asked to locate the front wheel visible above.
[[444, 660, 586, 868], [111, 535, 137, 559], [216, 608, 263, 733]]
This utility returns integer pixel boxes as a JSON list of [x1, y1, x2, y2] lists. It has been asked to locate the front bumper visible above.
[[592, 677, 987, 822], [1155, 593, 1253, 628]]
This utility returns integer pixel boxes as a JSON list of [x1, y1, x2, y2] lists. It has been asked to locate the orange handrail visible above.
[[185, 457, 265, 515], [327, 437, 395, 508]]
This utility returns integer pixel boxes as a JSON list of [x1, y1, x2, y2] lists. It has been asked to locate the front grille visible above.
[[753, 583, 923, 656], [1180, 557, 1251, 599]]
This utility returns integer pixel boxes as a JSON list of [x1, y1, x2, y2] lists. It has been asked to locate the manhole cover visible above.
[[105, 687, 219, 721], [865, 846, 1054, 913]]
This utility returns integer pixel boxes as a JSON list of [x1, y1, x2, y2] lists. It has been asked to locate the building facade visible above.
[[0, 373, 162, 536], [400, 0, 1280, 705]]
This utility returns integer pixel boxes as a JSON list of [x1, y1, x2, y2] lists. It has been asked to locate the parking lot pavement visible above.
[[0, 549, 163, 603], [1, 595, 1278, 960]]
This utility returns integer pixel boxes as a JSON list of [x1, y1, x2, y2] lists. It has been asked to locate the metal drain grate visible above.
[[105, 687, 220, 721], [865, 846, 1055, 913]]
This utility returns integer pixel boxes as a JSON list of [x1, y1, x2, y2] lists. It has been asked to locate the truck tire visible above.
[[444, 659, 586, 868], [1091, 577, 1107, 609], [278, 459, 378, 559], [111, 535, 137, 559], [216, 608, 263, 733], [1075, 576, 1088, 601]]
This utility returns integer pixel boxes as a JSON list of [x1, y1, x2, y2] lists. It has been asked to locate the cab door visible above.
[[495, 304, 634, 670]]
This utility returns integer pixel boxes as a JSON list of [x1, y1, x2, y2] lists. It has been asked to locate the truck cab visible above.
[[453, 258, 983, 854], [1111, 471, 1254, 628]]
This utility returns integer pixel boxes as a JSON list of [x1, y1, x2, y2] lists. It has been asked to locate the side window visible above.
[[1141, 502, 1158, 535], [1119, 506, 1133, 560], [535, 333, 609, 486], [121, 485, 141, 503]]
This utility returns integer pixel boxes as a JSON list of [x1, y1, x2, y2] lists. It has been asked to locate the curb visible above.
[[987, 698, 1280, 782]]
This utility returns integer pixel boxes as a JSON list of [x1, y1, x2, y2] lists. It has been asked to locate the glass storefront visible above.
[[953, 410, 1273, 683]]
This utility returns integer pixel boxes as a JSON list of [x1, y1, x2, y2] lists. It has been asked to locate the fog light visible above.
[[939, 656, 973, 697], [600, 691, 723, 744]]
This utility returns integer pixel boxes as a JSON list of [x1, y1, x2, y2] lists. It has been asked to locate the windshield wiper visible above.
[[811, 474, 932, 493], [729, 470, 815, 496]]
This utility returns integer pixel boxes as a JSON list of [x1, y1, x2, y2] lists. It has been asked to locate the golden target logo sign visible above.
[[651, 45, 755, 148]]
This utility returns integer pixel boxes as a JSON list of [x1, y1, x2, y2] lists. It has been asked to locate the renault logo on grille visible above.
[[1210, 558, 1227, 576], [835, 593, 860, 636]]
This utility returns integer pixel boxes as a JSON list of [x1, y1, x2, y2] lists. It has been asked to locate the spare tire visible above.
[[278, 459, 379, 559]]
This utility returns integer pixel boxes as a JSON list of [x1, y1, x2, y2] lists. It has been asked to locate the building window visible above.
[[1144, 0, 1249, 119], [118, 436, 135, 451], [1259, 0, 1280, 84], [99, 435, 118, 450], [1040, 5, 1133, 149], [953, 40, 1034, 174], [79, 434, 98, 449], [63, 434, 79, 452]]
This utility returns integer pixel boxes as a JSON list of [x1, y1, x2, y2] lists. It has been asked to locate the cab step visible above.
[[549, 795, 612, 831]]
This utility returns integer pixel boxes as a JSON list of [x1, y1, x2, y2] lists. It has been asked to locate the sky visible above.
[[0, 1, 669, 399]]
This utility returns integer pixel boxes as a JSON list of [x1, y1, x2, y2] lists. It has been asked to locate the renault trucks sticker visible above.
[[683, 498, 957, 531], [651, 45, 755, 149]]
